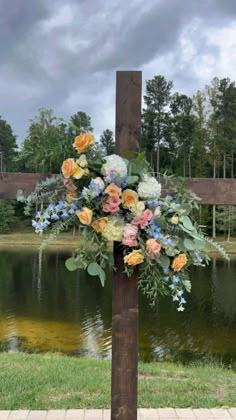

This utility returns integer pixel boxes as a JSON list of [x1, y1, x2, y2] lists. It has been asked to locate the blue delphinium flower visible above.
[[165, 195, 173, 201]]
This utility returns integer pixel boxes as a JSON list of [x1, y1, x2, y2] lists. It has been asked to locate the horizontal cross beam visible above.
[[1, 173, 236, 205]]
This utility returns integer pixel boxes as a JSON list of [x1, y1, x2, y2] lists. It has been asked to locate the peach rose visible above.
[[76, 207, 93, 225], [73, 132, 94, 154], [172, 253, 187, 272], [146, 238, 161, 256], [124, 250, 144, 266], [66, 192, 77, 203], [122, 189, 138, 209], [61, 158, 77, 178], [105, 183, 122, 197], [91, 217, 108, 233]]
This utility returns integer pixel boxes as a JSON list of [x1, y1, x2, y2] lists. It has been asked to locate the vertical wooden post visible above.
[[111, 71, 142, 420]]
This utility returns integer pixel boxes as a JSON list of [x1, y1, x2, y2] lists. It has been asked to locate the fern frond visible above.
[[203, 236, 230, 261]]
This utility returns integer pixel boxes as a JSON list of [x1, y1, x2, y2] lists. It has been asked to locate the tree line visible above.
[[1, 74, 236, 238]]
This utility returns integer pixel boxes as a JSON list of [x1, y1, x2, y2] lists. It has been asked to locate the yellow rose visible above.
[[61, 158, 77, 178], [124, 250, 144, 266], [172, 253, 187, 272], [73, 132, 94, 154], [76, 207, 93, 225], [105, 183, 122, 197], [122, 189, 138, 209], [72, 166, 85, 179], [76, 154, 88, 168], [91, 217, 108, 233]]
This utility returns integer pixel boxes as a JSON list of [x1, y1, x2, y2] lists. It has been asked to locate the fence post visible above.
[[111, 71, 142, 420]]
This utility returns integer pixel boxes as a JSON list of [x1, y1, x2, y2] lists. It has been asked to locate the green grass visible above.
[[0, 353, 235, 409]]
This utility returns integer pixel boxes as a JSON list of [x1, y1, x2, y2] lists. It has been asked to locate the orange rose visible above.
[[122, 189, 138, 209], [124, 250, 144, 266], [105, 183, 122, 197], [76, 207, 93, 225], [61, 158, 77, 178], [73, 132, 94, 154], [66, 192, 77, 203], [146, 239, 161, 256], [172, 253, 187, 272], [91, 217, 108, 233]]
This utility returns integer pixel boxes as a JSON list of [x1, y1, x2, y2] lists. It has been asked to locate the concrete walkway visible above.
[[0, 408, 236, 419]]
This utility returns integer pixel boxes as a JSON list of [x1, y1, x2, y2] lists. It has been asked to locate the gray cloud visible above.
[[0, 0, 236, 144]]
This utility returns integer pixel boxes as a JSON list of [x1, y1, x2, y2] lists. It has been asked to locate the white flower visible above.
[[130, 201, 145, 216], [170, 215, 179, 225], [154, 206, 161, 217], [76, 154, 88, 168], [93, 177, 105, 190], [137, 175, 161, 199], [101, 154, 127, 177]]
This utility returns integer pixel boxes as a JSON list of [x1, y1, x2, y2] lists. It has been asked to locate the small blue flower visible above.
[[163, 267, 169, 274], [35, 211, 41, 218], [165, 195, 173, 201], [50, 214, 59, 221], [168, 284, 175, 290], [172, 295, 179, 302], [46, 204, 54, 212], [61, 211, 69, 219], [173, 275, 180, 283]]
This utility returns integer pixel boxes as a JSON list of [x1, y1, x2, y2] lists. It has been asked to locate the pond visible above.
[[0, 247, 236, 363]]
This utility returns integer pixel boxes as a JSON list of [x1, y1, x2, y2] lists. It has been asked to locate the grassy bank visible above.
[[0, 353, 235, 409], [1, 232, 236, 253]]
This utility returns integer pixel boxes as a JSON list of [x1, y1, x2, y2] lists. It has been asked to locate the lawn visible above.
[[0, 353, 235, 409]]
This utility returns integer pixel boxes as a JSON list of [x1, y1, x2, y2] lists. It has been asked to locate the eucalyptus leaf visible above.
[[126, 175, 139, 185], [158, 255, 170, 268], [193, 238, 206, 249], [182, 216, 194, 231], [98, 267, 106, 287], [184, 238, 196, 250], [65, 257, 78, 271], [87, 262, 101, 276]]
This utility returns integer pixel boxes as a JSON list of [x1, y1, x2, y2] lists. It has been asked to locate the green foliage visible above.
[[0, 200, 15, 233], [99, 129, 115, 155], [0, 116, 18, 171]]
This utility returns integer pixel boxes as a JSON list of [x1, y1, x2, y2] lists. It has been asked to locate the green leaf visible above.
[[182, 279, 191, 292], [87, 262, 101, 276], [158, 255, 170, 268], [126, 175, 139, 185], [193, 239, 206, 249], [98, 267, 106, 287], [65, 257, 78, 271], [182, 216, 194, 231], [184, 238, 196, 251]]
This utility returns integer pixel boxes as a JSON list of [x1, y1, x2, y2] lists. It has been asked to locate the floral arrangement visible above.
[[27, 132, 229, 311]]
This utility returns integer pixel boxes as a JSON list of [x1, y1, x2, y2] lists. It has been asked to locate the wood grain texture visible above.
[[185, 178, 236, 205], [111, 71, 142, 420], [0, 173, 55, 200], [1, 173, 236, 205]]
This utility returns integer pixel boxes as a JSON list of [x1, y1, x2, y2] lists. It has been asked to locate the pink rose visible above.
[[138, 209, 153, 229], [131, 217, 140, 226], [103, 196, 121, 213], [123, 224, 138, 240], [122, 238, 138, 247]]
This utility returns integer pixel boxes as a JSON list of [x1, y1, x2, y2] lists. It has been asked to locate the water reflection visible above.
[[0, 248, 236, 362]]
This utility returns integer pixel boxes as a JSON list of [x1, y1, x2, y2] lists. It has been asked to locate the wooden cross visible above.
[[1, 71, 236, 420]]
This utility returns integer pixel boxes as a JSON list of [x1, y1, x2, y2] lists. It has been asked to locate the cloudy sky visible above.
[[1, 0, 236, 145]]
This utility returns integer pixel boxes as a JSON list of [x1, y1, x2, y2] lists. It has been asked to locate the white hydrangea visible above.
[[137, 174, 162, 199], [101, 154, 128, 177]]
